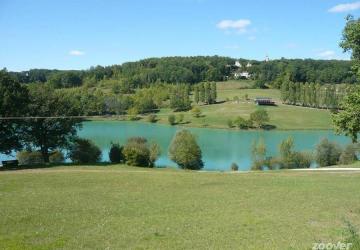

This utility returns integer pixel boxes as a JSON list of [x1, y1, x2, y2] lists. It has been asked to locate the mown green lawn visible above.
[[91, 80, 334, 130], [1, 166, 359, 249]]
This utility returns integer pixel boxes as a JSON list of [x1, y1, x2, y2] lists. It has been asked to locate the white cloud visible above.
[[217, 19, 251, 33], [317, 50, 336, 59], [328, 2, 360, 13], [69, 50, 85, 56]]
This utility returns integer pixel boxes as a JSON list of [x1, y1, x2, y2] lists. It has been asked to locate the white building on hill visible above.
[[233, 60, 252, 79], [235, 61, 242, 67]]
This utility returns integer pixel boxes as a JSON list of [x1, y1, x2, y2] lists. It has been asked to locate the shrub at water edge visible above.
[[168, 115, 176, 125], [315, 138, 342, 167], [278, 137, 313, 169], [109, 143, 124, 163], [339, 144, 359, 165], [17, 151, 45, 166], [123, 137, 160, 167], [147, 114, 157, 123], [49, 150, 65, 164], [231, 163, 239, 171], [69, 138, 102, 164], [168, 130, 203, 170]]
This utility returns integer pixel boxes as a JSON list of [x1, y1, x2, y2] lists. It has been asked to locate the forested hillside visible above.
[[8, 56, 358, 90]]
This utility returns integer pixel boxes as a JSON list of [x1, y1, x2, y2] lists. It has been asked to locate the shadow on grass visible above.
[[261, 124, 277, 130], [177, 121, 191, 125], [0, 162, 116, 171]]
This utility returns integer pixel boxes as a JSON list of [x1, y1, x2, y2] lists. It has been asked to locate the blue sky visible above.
[[0, 0, 359, 71]]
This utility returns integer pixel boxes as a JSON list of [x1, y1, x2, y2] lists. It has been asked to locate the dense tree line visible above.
[[8, 56, 358, 92], [280, 81, 356, 109], [254, 59, 358, 88]]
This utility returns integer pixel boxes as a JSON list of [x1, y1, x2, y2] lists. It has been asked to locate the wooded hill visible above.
[[9, 56, 358, 90]]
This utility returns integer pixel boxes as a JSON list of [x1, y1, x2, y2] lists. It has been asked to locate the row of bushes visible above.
[[108, 138, 160, 167], [16, 138, 101, 166], [16, 134, 358, 171], [242, 137, 359, 171], [17, 150, 65, 165], [109, 130, 203, 170], [16, 130, 204, 170]]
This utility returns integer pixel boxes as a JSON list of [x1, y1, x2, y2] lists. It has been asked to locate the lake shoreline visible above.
[[85, 117, 336, 132]]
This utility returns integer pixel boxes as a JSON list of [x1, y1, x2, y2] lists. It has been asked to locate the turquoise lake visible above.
[[79, 121, 350, 171], [1, 121, 352, 170]]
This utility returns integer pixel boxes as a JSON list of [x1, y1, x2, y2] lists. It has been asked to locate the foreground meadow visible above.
[[1, 166, 359, 249]]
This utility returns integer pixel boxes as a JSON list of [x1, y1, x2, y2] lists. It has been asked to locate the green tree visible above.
[[168, 130, 203, 170], [147, 114, 157, 123], [280, 80, 289, 103], [304, 83, 311, 107], [251, 138, 267, 170], [194, 86, 199, 104], [169, 85, 191, 111], [295, 82, 301, 105], [204, 82, 211, 104], [279, 137, 295, 169], [23, 85, 82, 162], [234, 116, 251, 129], [227, 119, 234, 128], [177, 113, 184, 124], [109, 143, 124, 163], [199, 83, 205, 103], [69, 138, 102, 163], [123, 137, 156, 167], [0, 70, 30, 154], [168, 114, 176, 125], [210, 82, 217, 104], [250, 109, 270, 128], [191, 107, 202, 118], [278, 137, 312, 169], [315, 138, 342, 167], [315, 83, 321, 108], [230, 162, 239, 171], [149, 143, 161, 167], [288, 81, 296, 105], [309, 82, 316, 107], [339, 144, 359, 165], [340, 15, 360, 78], [333, 89, 360, 142]]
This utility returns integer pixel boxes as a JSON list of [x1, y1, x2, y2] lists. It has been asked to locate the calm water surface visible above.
[[1, 121, 351, 170], [77, 121, 350, 171]]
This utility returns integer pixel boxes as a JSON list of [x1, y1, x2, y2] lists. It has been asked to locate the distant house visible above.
[[233, 61, 252, 79], [254, 97, 276, 106]]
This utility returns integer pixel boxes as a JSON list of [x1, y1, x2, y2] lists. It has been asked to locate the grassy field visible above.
[[329, 161, 360, 168], [1, 165, 360, 249], [134, 81, 333, 130]]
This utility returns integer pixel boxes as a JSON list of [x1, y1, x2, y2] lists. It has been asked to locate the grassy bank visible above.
[[92, 81, 333, 130], [1, 165, 359, 249]]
